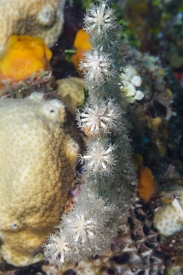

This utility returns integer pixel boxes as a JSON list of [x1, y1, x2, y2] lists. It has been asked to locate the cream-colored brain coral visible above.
[[0, 93, 79, 266], [0, 0, 65, 54]]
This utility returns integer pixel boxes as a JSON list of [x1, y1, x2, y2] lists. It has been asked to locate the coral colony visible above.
[[45, 0, 137, 264], [0, 93, 80, 266]]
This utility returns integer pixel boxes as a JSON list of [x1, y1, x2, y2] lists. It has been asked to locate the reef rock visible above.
[[0, 0, 65, 54], [0, 93, 79, 266]]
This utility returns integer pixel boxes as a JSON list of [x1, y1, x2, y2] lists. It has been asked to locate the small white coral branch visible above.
[[73, 214, 96, 242], [45, 232, 71, 264], [77, 98, 123, 135], [84, 1, 116, 35], [45, 186, 116, 264], [63, 213, 96, 243], [44, 0, 136, 266], [80, 50, 115, 86], [80, 140, 117, 175]]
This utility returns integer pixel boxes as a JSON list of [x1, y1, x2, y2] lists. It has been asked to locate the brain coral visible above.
[[0, 0, 65, 54], [0, 93, 79, 266]]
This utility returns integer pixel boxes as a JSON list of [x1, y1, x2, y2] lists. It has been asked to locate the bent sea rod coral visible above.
[[45, 0, 137, 265]]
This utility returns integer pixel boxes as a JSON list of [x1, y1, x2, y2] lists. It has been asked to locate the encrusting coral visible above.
[[0, 0, 66, 54], [0, 92, 80, 266]]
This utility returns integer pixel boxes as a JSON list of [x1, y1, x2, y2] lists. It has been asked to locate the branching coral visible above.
[[45, 0, 137, 265]]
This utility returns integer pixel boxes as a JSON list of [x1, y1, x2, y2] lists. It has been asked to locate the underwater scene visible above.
[[0, 0, 183, 274]]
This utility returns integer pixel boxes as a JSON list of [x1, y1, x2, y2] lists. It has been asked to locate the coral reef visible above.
[[0, 93, 80, 266], [0, 0, 66, 54], [0, 0, 182, 273], [0, 35, 52, 92]]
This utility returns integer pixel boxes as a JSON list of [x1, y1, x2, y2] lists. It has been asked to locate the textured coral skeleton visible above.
[[45, 0, 137, 265], [0, 93, 80, 266]]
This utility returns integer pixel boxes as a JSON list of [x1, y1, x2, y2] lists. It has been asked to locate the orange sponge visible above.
[[0, 35, 52, 84], [137, 166, 156, 202], [71, 29, 91, 75]]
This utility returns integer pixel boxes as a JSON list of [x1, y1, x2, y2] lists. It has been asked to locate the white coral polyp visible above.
[[46, 232, 70, 263], [80, 50, 114, 85], [84, 2, 116, 34], [80, 141, 116, 175], [77, 99, 122, 135], [70, 214, 96, 242]]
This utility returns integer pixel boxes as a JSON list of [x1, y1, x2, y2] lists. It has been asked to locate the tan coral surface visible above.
[[0, 0, 65, 54], [57, 77, 85, 108], [0, 93, 79, 266]]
